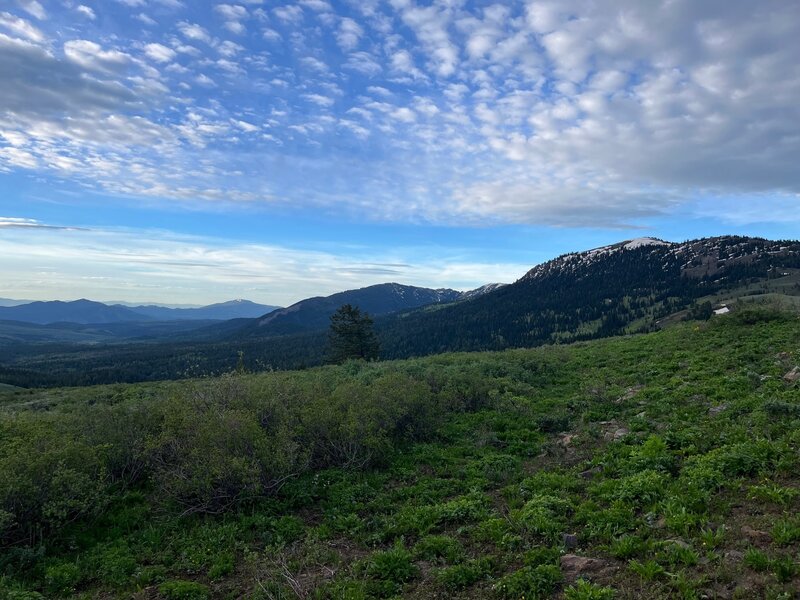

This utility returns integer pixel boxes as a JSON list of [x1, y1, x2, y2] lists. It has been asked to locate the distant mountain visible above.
[[0, 300, 153, 325], [243, 283, 466, 338], [377, 236, 800, 358], [0, 298, 34, 307], [126, 299, 280, 321], [0, 299, 281, 325]]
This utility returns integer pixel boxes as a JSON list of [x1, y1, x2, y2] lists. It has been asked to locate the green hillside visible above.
[[1, 306, 800, 598]]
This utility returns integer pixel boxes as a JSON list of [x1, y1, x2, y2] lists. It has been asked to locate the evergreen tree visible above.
[[328, 304, 380, 363]]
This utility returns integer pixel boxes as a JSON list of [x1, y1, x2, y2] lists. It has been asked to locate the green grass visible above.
[[1, 308, 800, 598]]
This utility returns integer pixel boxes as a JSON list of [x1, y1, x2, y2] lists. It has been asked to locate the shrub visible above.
[[43, 561, 81, 595], [494, 564, 563, 599], [435, 558, 493, 590], [564, 579, 616, 600], [158, 580, 210, 600], [743, 548, 770, 571], [365, 542, 418, 588], [412, 535, 464, 563]]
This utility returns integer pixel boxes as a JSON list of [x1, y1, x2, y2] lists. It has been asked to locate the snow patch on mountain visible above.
[[624, 237, 670, 250]]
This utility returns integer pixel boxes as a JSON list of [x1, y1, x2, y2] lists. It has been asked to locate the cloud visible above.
[[64, 40, 132, 72], [0, 12, 44, 42], [16, 1, 46, 20], [76, 5, 96, 20], [0, 222, 528, 304], [143, 42, 176, 63]]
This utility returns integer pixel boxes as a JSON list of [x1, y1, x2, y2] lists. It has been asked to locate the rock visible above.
[[559, 433, 577, 447], [724, 550, 744, 563], [616, 385, 644, 403], [777, 351, 791, 360], [784, 366, 800, 383], [635, 411, 646, 419], [560, 554, 614, 583], [612, 427, 629, 440], [665, 538, 690, 549], [562, 533, 579, 550], [579, 466, 602, 479], [709, 404, 728, 416], [740, 525, 771, 543]]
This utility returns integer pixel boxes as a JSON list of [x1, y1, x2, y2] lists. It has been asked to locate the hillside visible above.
[[242, 283, 466, 337], [377, 236, 800, 358], [1, 236, 798, 388], [1, 308, 799, 598]]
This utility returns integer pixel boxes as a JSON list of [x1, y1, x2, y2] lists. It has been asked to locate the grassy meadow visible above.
[[1, 306, 799, 599]]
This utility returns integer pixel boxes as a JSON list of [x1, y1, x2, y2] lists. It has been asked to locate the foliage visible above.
[[328, 304, 380, 363], [0, 312, 799, 597]]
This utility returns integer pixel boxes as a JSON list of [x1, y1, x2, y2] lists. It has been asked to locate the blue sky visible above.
[[0, 0, 798, 305]]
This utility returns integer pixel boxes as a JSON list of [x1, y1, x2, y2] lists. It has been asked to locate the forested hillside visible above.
[[1, 236, 799, 388], [1, 307, 799, 598]]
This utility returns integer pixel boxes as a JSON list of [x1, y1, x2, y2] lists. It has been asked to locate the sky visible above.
[[0, 0, 798, 306]]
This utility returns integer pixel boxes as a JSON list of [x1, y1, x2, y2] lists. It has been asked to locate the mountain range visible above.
[[0, 299, 281, 325], [241, 282, 502, 338], [1, 235, 799, 387]]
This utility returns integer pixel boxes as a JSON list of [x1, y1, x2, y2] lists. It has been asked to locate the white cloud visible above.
[[0, 12, 44, 42], [336, 17, 363, 51], [143, 42, 176, 63], [16, 0, 46, 20], [0, 222, 528, 304], [63, 40, 131, 73], [76, 5, 96, 20], [177, 21, 213, 45]]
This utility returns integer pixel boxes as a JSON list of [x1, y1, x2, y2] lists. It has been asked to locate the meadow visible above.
[[1, 305, 799, 598]]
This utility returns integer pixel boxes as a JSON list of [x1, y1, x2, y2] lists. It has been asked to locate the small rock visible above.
[[562, 533, 579, 550], [665, 538, 690, 549], [741, 525, 771, 543], [777, 351, 791, 360], [724, 550, 744, 563], [708, 404, 728, 416], [612, 427, 630, 440], [784, 366, 800, 383], [635, 411, 646, 419], [579, 466, 602, 479], [560, 554, 613, 583], [559, 433, 577, 447]]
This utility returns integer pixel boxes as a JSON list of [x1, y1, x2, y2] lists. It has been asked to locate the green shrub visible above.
[[743, 548, 770, 571], [564, 578, 616, 599], [748, 483, 799, 506], [628, 559, 666, 581], [494, 564, 563, 599], [771, 517, 800, 545], [771, 555, 797, 583], [412, 535, 464, 563], [435, 558, 493, 590], [609, 535, 646, 559], [615, 470, 667, 507], [365, 542, 417, 588], [158, 580, 210, 600], [43, 561, 81, 595]]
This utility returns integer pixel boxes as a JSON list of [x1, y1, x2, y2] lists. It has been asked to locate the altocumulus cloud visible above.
[[0, 0, 797, 226]]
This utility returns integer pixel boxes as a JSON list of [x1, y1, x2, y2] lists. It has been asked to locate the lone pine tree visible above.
[[328, 304, 380, 363]]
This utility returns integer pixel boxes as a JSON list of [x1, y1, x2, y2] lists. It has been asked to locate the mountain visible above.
[[126, 299, 281, 321], [243, 283, 465, 337], [0, 300, 154, 325], [0, 299, 281, 325], [376, 236, 800, 358]]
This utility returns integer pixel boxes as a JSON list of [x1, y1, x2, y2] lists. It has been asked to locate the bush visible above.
[[412, 535, 464, 563], [564, 578, 616, 599], [494, 564, 563, 599], [435, 558, 493, 590], [43, 561, 81, 595], [158, 580, 210, 600], [364, 542, 418, 590]]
